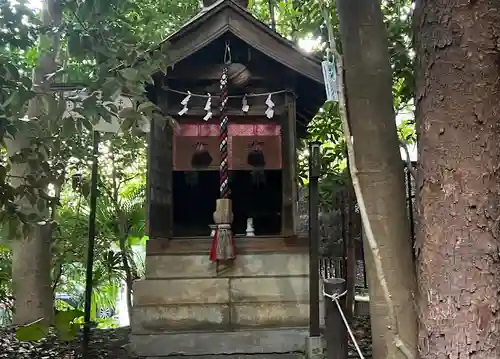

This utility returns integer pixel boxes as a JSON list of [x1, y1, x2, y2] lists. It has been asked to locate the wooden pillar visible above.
[[147, 82, 173, 239], [323, 278, 348, 359], [282, 93, 297, 236]]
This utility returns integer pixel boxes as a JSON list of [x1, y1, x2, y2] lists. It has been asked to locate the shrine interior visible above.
[[173, 170, 282, 237]]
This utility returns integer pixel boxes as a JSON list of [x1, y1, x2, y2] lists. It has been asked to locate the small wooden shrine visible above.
[[131, 0, 326, 356]]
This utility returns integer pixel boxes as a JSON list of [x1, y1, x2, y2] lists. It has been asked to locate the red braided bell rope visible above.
[[219, 66, 229, 199]]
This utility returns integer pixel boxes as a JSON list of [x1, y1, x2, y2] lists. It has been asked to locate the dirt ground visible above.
[[0, 316, 372, 359]]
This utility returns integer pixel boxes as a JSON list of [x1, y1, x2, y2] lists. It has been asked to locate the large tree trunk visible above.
[[336, 1, 418, 359], [414, 1, 500, 358], [7, 0, 61, 325]]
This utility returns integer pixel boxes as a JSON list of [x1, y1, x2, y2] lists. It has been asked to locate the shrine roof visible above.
[[154, 0, 324, 85], [50, 1, 327, 130]]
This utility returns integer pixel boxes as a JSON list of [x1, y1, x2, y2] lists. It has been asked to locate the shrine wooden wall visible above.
[[146, 64, 301, 239], [147, 118, 173, 238], [147, 81, 173, 238]]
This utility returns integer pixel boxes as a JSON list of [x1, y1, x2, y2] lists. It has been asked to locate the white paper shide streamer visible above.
[[242, 95, 249, 113], [178, 91, 191, 116], [264, 94, 274, 119], [203, 93, 212, 121]]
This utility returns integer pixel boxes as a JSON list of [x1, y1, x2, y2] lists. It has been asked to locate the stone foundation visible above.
[[130, 242, 321, 356], [132, 251, 312, 334], [129, 238, 373, 356]]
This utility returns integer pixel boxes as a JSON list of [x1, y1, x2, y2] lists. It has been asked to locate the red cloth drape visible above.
[[209, 231, 236, 262]]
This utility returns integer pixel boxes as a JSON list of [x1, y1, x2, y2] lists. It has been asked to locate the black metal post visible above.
[[340, 191, 347, 280], [308, 141, 321, 337], [268, 0, 276, 30], [323, 278, 348, 359], [82, 130, 100, 357]]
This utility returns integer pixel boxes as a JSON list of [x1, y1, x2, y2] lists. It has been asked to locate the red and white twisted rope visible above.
[[219, 66, 229, 198]]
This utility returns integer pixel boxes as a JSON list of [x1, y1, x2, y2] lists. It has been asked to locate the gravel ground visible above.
[[0, 315, 372, 359], [0, 326, 132, 359]]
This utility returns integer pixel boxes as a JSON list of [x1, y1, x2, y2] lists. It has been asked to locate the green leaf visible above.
[[127, 236, 141, 246], [79, 117, 94, 131], [120, 68, 139, 82], [27, 213, 38, 222], [101, 78, 122, 99], [82, 95, 99, 118], [1, 92, 19, 109], [62, 118, 76, 137], [42, 95, 59, 118], [5, 63, 20, 80], [67, 33, 82, 57], [120, 117, 135, 132], [119, 107, 139, 119], [137, 101, 157, 112], [16, 318, 48, 341], [0, 165, 6, 183], [55, 309, 84, 332], [57, 322, 80, 341], [36, 198, 46, 214]]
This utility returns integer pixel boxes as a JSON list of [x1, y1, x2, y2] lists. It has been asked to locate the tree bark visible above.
[[7, 0, 61, 326], [336, 1, 418, 359], [414, 1, 500, 358]]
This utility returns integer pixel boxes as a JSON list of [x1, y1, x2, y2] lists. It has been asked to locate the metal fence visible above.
[[316, 161, 417, 292]]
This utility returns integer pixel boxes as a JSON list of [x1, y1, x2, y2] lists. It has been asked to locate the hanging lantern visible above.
[[191, 142, 213, 168], [247, 140, 266, 168]]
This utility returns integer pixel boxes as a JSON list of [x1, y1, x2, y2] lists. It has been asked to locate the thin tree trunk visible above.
[[414, 1, 500, 358], [7, 0, 61, 326], [336, 1, 418, 359], [110, 150, 134, 321], [118, 218, 134, 321]]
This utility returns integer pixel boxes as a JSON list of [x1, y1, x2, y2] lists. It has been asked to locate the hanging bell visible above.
[[247, 141, 266, 168], [191, 142, 213, 168], [227, 63, 252, 87]]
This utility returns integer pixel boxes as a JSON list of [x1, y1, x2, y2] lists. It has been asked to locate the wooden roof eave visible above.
[[154, 1, 324, 85]]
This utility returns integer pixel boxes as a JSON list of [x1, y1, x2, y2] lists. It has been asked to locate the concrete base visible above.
[[354, 296, 370, 316], [130, 328, 308, 357], [305, 336, 323, 359]]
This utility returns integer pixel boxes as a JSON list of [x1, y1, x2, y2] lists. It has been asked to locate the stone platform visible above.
[[130, 328, 309, 357], [130, 237, 317, 357]]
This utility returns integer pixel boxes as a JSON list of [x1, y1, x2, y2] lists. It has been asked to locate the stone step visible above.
[[130, 328, 309, 357], [145, 252, 309, 279], [146, 355, 303, 359], [131, 302, 313, 334], [133, 277, 310, 306]]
